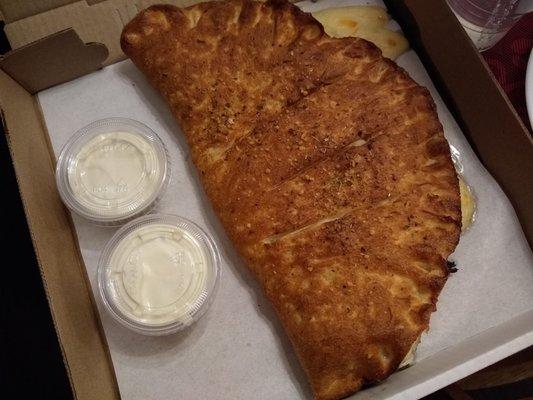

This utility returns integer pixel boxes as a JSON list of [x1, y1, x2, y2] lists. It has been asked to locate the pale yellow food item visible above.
[[399, 337, 420, 368], [459, 176, 475, 231], [355, 29, 409, 60], [313, 5, 388, 34], [313, 6, 409, 59]]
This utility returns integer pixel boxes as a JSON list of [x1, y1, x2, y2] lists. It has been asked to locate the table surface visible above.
[[482, 12, 533, 133], [1, 11, 532, 400]]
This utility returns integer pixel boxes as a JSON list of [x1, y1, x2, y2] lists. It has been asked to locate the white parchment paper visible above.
[[38, 1, 533, 399]]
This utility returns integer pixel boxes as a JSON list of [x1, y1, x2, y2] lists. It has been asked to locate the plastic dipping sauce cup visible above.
[[98, 214, 220, 335], [56, 118, 170, 225]]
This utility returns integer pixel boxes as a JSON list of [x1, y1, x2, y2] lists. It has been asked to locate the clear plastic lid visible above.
[[98, 214, 220, 335], [55, 118, 169, 225]]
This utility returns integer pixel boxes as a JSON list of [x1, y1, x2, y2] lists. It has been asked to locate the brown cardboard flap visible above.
[[386, 0, 533, 248], [0, 70, 120, 400], [3, 0, 136, 66], [0, 29, 108, 93], [0, 0, 77, 23], [3, 1, 204, 66], [0, 0, 205, 91]]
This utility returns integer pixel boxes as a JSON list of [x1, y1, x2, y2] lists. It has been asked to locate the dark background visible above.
[[0, 22, 71, 398], [1, 132, 73, 400]]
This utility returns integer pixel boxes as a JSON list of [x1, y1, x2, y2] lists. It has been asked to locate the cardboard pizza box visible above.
[[1, 1, 531, 399]]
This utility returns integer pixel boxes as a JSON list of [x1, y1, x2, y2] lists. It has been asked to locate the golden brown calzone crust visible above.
[[121, 1, 461, 398]]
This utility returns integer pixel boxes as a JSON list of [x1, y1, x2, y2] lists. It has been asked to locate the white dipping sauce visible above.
[[99, 215, 220, 335], [109, 224, 208, 325], [56, 118, 169, 224], [68, 132, 161, 218]]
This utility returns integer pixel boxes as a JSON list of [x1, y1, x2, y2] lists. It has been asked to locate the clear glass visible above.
[[55, 118, 170, 225], [98, 214, 220, 335], [447, 0, 530, 51]]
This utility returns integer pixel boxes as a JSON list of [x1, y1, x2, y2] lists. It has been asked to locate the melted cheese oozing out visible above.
[[400, 177, 475, 368], [107, 223, 210, 325], [67, 131, 162, 219], [459, 176, 475, 231], [312, 6, 409, 60], [399, 337, 419, 368]]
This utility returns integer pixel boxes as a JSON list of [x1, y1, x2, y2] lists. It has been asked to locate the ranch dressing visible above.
[[108, 223, 209, 325], [67, 131, 161, 218], [56, 118, 169, 224], [98, 214, 220, 335]]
